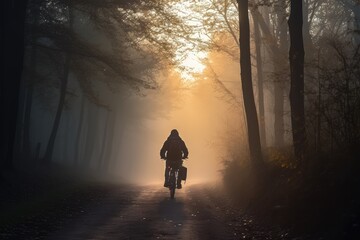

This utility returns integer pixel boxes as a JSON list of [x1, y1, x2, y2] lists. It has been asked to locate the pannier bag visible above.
[[179, 166, 187, 181]]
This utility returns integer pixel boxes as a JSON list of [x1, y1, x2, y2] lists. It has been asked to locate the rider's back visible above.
[[164, 136, 185, 161]]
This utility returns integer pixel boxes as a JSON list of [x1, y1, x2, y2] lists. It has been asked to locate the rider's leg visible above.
[[176, 179, 182, 189], [164, 161, 170, 187], [176, 160, 182, 189]]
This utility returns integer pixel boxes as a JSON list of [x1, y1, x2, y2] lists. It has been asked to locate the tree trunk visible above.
[[273, 2, 288, 147], [288, 0, 306, 163], [83, 104, 99, 168], [22, 0, 40, 159], [273, 63, 285, 147], [0, 0, 29, 171], [43, 6, 74, 164], [23, 47, 38, 158], [102, 112, 116, 172], [23, 80, 34, 157], [15, 75, 28, 159], [253, 18, 267, 147], [251, 8, 286, 147], [74, 94, 86, 166], [62, 113, 71, 163], [98, 109, 110, 170], [43, 55, 70, 163], [238, 0, 263, 165]]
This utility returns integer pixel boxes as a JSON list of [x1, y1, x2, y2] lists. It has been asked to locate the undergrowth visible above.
[[221, 148, 360, 239]]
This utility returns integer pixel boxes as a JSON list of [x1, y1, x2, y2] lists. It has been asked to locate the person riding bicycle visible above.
[[160, 129, 188, 189]]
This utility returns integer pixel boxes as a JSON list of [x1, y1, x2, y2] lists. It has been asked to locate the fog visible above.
[[13, 0, 260, 185], [22, 48, 245, 185], [106, 49, 249, 184], [118, 82, 234, 183], [3, 1, 360, 238], [17, 0, 359, 186]]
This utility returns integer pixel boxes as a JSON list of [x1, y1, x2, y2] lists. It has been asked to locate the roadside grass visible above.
[[221, 148, 360, 239]]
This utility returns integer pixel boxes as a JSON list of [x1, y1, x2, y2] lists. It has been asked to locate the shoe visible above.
[[164, 182, 169, 187], [176, 183, 182, 189]]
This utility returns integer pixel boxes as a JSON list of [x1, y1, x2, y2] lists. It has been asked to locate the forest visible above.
[[1, 0, 360, 239]]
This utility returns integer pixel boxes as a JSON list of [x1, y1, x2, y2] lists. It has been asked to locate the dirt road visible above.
[[46, 183, 288, 240]]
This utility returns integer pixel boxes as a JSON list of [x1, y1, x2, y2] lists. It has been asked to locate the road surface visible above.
[[45, 183, 288, 240]]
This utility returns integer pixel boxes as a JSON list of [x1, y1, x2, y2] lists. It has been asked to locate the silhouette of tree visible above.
[[237, 0, 263, 166], [288, 0, 306, 163]]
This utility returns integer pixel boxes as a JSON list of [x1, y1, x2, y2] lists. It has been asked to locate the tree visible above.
[[22, 0, 184, 165], [288, 0, 306, 163], [253, 17, 266, 147], [0, 0, 29, 171], [251, 2, 288, 148], [43, 5, 73, 163], [237, 0, 263, 165], [273, 1, 288, 147]]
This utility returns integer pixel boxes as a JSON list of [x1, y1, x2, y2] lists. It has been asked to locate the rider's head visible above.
[[170, 129, 179, 137]]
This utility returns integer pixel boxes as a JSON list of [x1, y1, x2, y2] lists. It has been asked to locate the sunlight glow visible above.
[[176, 51, 207, 81], [170, 1, 209, 82]]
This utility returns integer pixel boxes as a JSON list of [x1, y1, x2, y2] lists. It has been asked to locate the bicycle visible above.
[[167, 165, 179, 199], [164, 158, 187, 199]]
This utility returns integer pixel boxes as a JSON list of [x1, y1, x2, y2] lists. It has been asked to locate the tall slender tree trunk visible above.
[[22, 1, 40, 158], [110, 122, 126, 171], [98, 109, 110, 170], [251, 8, 286, 147], [23, 48, 38, 157], [237, 0, 263, 166], [43, 55, 70, 163], [83, 104, 99, 168], [288, 0, 306, 163], [15, 78, 27, 158], [102, 112, 116, 172], [273, 62, 285, 147], [253, 18, 266, 147], [62, 113, 70, 163], [273, 2, 288, 148], [74, 94, 85, 166], [43, 6, 74, 164], [23, 79, 34, 156]]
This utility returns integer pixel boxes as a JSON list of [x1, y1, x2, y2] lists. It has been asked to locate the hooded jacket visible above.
[[160, 134, 188, 161]]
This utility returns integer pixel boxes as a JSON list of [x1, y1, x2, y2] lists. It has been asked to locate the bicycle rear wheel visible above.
[[169, 169, 176, 199]]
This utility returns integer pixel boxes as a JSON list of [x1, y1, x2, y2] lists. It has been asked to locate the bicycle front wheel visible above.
[[170, 187, 175, 199]]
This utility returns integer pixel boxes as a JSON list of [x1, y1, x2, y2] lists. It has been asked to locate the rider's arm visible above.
[[160, 141, 168, 159], [181, 141, 188, 159]]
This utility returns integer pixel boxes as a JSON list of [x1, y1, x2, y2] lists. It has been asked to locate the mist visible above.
[[2, 0, 360, 239]]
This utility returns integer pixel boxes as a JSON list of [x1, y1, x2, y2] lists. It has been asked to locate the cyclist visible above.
[[160, 129, 188, 189]]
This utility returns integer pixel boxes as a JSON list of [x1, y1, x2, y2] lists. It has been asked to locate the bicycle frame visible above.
[[167, 166, 179, 199]]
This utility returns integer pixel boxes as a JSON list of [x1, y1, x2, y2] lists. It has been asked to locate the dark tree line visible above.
[[191, 0, 360, 170], [1, 0, 186, 174], [2, 0, 360, 176]]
